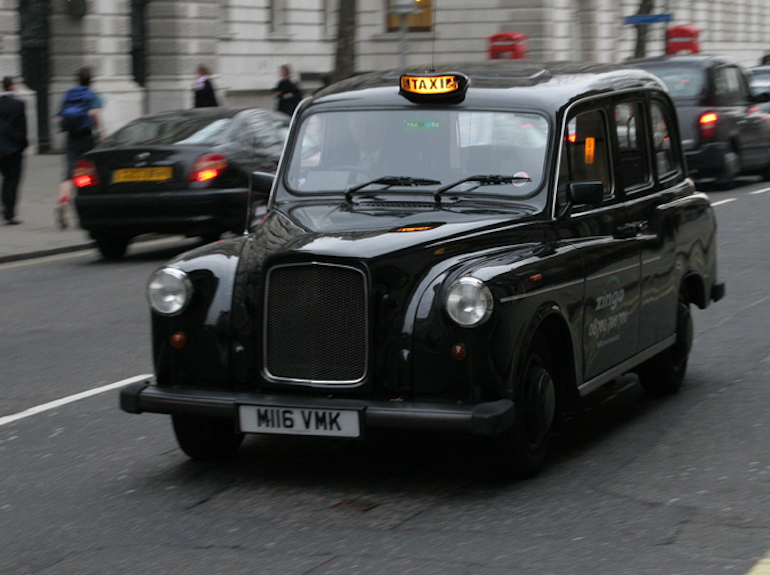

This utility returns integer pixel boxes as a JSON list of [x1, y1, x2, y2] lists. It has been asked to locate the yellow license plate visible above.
[[112, 167, 173, 183]]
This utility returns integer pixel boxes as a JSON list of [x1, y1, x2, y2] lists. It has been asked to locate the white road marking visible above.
[[711, 198, 737, 207], [746, 552, 770, 575], [749, 187, 770, 195], [0, 373, 152, 427]]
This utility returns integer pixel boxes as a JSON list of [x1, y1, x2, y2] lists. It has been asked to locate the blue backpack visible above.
[[60, 86, 94, 135]]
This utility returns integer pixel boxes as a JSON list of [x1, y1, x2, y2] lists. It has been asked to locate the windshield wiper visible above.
[[434, 174, 531, 204], [345, 176, 441, 204]]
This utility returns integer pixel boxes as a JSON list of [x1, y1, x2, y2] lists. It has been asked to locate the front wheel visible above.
[[172, 415, 245, 460], [637, 294, 693, 396], [494, 348, 557, 479]]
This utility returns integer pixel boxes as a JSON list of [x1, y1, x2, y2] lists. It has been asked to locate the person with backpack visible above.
[[56, 66, 103, 229]]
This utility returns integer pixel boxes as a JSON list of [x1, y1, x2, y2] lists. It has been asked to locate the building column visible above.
[[48, 0, 143, 149], [145, 0, 221, 113], [4, 0, 39, 151]]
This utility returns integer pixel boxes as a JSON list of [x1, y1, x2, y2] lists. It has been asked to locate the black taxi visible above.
[[120, 61, 725, 477]]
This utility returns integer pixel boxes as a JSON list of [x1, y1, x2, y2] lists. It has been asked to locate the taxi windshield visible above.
[[285, 109, 549, 198]]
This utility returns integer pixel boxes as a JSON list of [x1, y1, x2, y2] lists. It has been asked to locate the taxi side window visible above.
[[614, 101, 651, 192], [557, 109, 613, 211], [651, 101, 679, 179]]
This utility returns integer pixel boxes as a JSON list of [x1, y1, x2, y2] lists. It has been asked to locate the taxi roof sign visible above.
[[399, 72, 470, 102]]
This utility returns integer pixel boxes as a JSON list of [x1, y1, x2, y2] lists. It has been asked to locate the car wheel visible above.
[[715, 150, 739, 190], [495, 344, 557, 479], [172, 415, 245, 460], [637, 293, 692, 396], [95, 237, 130, 260]]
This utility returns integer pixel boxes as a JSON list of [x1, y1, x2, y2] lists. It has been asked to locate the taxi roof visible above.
[[310, 61, 667, 113]]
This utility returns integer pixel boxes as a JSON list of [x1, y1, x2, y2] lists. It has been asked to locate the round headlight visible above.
[[147, 267, 193, 316], [445, 277, 493, 327]]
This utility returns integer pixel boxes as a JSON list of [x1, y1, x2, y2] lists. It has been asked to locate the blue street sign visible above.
[[623, 13, 673, 25]]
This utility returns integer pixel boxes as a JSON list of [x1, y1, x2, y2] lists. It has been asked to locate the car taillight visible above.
[[699, 112, 718, 140], [188, 153, 228, 182], [73, 159, 100, 188]]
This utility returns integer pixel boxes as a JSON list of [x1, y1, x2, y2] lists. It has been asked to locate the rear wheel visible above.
[[714, 149, 739, 190], [637, 293, 693, 396], [495, 343, 557, 479], [172, 415, 245, 460], [94, 236, 130, 260]]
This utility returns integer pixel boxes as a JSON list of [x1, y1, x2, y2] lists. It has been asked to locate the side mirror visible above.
[[250, 171, 275, 197], [569, 181, 604, 206]]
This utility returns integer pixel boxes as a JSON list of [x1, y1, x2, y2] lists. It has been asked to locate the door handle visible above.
[[614, 221, 646, 238]]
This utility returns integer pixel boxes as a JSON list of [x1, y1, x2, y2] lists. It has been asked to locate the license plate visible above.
[[112, 166, 173, 183], [238, 405, 361, 438]]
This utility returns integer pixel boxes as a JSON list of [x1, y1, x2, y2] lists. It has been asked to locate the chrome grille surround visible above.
[[263, 262, 368, 385]]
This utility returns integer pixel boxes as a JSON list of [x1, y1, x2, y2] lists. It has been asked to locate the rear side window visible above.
[[614, 101, 651, 192], [713, 66, 743, 106], [651, 101, 679, 179], [646, 66, 705, 99]]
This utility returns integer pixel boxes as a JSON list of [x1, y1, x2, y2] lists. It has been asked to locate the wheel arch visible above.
[[516, 303, 580, 411], [681, 271, 707, 309]]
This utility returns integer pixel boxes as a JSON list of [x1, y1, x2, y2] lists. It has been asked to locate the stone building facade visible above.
[[1, 0, 770, 151]]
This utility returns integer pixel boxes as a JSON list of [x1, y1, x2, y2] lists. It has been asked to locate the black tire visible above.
[[171, 415, 245, 460], [637, 294, 693, 396], [714, 150, 739, 190], [95, 237, 130, 260], [495, 346, 557, 479]]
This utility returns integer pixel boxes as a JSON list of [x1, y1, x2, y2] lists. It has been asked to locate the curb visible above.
[[0, 242, 96, 265]]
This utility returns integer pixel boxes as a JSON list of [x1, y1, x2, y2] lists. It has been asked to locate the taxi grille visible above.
[[264, 263, 368, 384]]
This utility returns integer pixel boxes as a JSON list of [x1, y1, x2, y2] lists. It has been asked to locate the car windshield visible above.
[[104, 115, 233, 147], [284, 109, 549, 198], [642, 66, 705, 99]]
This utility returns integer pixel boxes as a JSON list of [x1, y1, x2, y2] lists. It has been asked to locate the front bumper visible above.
[[120, 380, 515, 437]]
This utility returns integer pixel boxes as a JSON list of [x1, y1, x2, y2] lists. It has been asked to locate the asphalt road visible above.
[[1, 182, 770, 575]]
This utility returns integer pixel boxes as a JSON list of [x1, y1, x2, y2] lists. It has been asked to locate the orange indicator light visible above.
[[170, 332, 187, 349]]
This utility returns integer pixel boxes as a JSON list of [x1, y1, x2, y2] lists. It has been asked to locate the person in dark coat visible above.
[[193, 65, 219, 108], [272, 64, 303, 117], [0, 76, 28, 225]]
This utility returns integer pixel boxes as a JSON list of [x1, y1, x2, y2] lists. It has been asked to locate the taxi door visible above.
[[616, 97, 683, 351], [556, 107, 641, 385]]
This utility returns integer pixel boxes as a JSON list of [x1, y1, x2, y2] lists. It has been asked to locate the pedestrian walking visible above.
[[193, 64, 219, 108], [0, 76, 28, 225], [56, 67, 103, 229], [272, 64, 303, 117]]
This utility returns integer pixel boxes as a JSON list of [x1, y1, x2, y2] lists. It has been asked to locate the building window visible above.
[[386, 0, 433, 33], [270, 0, 287, 34]]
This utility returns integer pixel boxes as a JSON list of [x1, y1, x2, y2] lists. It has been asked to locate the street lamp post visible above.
[[391, 0, 420, 68]]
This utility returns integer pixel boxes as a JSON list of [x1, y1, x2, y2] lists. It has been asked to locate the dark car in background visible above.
[[73, 107, 290, 259], [121, 61, 724, 478], [630, 54, 770, 188]]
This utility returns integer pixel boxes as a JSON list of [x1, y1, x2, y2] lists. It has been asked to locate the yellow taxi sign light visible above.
[[399, 72, 470, 102]]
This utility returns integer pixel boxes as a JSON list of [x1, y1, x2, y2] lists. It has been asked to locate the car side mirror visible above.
[[250, 171, 274, 197], [569, 181, 604, 206]]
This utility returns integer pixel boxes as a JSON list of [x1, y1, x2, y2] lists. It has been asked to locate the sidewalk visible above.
[[0, 153, 94, 264]]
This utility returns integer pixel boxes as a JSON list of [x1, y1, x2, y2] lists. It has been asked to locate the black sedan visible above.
[[73, 107, 289, 259]]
